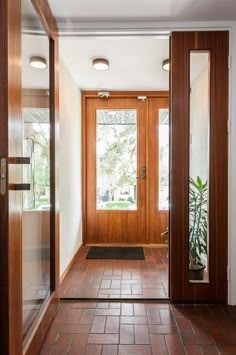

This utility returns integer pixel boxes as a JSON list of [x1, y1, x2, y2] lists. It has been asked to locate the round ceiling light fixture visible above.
[[162, 58, 170, 71], [29, 56, 47, 69], [92, 58, 109, 71]]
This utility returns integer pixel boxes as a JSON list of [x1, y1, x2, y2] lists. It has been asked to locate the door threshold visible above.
[[60, 297, 171, 303]]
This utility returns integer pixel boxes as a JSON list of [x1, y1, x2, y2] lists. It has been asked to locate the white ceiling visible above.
[[59, 37, 169, 90], [22, 34, 49, 89], [48, 0, 236, 21]]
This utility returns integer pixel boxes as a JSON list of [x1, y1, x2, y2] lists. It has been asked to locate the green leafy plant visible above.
[[189, 176, 208, 268], [161, 226, 168, 244]]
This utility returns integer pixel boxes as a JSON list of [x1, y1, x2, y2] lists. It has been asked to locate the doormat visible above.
[[86, 246, 145, 260]]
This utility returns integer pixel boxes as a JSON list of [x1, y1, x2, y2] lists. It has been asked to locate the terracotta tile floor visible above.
[[40, 302, 236, 354], [60, 246, 168, 299]]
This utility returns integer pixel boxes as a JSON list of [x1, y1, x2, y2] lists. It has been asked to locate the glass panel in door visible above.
[[22, 0, 50, 339], [158, 108, 169, 211], [96, 109, 137, 211], [189, 51, 210, 283]]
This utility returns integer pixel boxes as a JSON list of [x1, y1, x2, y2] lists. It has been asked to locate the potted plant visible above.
[[161, 226, 168, 243], [189, 176, 208, 280]]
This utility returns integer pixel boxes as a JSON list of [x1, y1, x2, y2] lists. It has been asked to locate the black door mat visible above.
[[86, 246, 145, 260]]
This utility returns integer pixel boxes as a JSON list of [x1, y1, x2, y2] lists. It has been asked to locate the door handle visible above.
[[0, 157, 7, 195], [136, 166, 146, 180], [8, 157, 30, 164], [9, 183, 31, 191], [7, 157, 31, 191]]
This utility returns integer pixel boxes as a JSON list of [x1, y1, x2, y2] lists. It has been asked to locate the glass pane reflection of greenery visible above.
[[158, 109, 169, 210], [96, 110, 137, 210], [24, 120, 50, 211]]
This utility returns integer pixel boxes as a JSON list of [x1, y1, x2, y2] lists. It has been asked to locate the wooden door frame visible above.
[[0, 0, 59, 354], [0, 0, 22, 352], [81, 90, 169, 246]]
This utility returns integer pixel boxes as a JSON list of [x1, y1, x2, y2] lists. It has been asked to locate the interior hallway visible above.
[[60, 246, 168, 299], [39, 301, 236, 354]]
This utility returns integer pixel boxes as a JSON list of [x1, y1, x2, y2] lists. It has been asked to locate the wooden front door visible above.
[[83, 93, 169, 245]]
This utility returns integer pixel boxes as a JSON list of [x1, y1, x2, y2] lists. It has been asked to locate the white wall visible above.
[[59, 59, 82, 276]]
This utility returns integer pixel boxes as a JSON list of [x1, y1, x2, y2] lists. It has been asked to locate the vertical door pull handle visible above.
[[0, 157, 7, 195]]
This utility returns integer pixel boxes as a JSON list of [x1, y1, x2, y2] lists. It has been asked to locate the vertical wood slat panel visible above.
[[170, 31, 228, 302], [170, 32, 194, 301], [0, 0, 10, 352]]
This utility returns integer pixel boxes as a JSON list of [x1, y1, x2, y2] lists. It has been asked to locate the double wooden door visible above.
[[83, 93, 169, 245]]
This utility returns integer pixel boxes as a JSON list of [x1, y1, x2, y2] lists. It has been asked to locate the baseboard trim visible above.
[[60, 244, 83, 284]]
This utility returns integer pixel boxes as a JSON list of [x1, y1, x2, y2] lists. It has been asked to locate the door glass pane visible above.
[[189, 51, 210, 283], [158, 109, 169, 210], [96, 109, 137, 210], [22, 0, 50, 339]]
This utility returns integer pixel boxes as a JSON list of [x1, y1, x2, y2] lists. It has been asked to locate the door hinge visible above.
[[137, 96, 147, 101], [227, 119, 231, 134], [228, 55, 231, 70]]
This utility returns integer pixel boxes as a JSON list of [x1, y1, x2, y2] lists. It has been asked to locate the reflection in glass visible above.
[[22, 0, 50, 339], [96, 110, 137, 210], [158, 109, 169, 210], [189, 52, 210, 283], [23, 116, 50, 211]]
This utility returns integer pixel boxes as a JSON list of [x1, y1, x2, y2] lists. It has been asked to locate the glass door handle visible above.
[[136, 166, 146, 180]]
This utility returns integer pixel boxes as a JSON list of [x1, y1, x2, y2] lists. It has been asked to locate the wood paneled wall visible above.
[[170, 31, 228, 302]]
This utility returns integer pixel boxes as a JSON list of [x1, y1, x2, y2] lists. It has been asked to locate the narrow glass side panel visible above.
[[96, 109, 137, 210], [158, 109, 169, 211], [189, 51, 210, 283]]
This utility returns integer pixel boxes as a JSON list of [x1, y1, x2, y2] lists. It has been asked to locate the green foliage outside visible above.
[[189, 176, 208, 267], [97, 117, 137, 209], [24, 122, 50, 210], [104, 201, 132, 210]]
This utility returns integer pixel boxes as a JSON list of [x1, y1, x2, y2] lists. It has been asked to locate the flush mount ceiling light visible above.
[[92, 58, 109, 71], [29, 56, 47, 69], [162, 58, 170, 71]]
